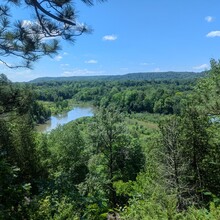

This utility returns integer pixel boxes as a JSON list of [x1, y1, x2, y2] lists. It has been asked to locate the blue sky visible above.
[[3, 0, 220, 81]]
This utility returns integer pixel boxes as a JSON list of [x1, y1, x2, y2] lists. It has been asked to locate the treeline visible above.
[[32, 79, 196, 115], [0, 74, 51, 124], [117, 60, 220, 219], [0, 88, 145, 219], [30, 71, 205, 83], [1, 61, 220, 219]]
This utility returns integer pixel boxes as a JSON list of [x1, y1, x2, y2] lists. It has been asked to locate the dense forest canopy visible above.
[[1, 60, 220, 219], [0, 0, 219, 218], [29, 73, 199, 115], [29, 71, 205, 83]]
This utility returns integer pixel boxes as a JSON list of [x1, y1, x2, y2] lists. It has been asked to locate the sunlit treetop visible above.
[[0, 0, 105, 68]]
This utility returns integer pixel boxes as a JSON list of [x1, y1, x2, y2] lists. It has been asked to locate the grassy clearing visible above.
[[125, 112, 163, 150]]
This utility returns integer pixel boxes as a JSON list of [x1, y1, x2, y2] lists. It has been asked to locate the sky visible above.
[[2, 0, 220, 82]]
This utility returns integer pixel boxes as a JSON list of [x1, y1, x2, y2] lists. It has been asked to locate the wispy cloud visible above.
[[102, 35, 117, 41], [140, 63, 149, 66], [154, 67, 161, 72], [62, 71, 75, 77], [60, 63, 69, 67], [205, 16, 214, 22], [140, 62, 155, 66], [54, 55, 62, 61], [206, 31, 220, 37], [62, 68, 105, 76], [85, 59, 98, 64], [193, 64, 209, 70]]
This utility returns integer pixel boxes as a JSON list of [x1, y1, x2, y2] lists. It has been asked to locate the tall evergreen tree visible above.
[[88, 107, 145, 208]]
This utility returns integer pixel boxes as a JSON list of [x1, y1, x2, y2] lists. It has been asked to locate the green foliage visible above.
[[30, 71, 205, 83], [29, 196, 80, 220], [0, 76, 51, 123], [157, 61, 220, 211], [0, 111, 41, 219], [0, 0, 104, 68], [86, 107, 145, 208], [31, 77, 195, 115], [2, 61, 220, 219], [47, 123, 88, 186]]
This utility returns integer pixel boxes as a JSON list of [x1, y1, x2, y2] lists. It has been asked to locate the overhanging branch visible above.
[[31, 0, 76, 26]]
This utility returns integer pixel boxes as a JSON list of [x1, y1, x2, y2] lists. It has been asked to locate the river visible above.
[[36, 106, 94, 133]]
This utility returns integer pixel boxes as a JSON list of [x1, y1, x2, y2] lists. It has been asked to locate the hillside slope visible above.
[[29, 71, 206, 83]]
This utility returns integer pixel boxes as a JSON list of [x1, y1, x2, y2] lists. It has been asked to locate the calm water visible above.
[[36, 106, 93, 133]]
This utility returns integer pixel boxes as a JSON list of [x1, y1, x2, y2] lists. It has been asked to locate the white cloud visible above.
[[205, 16, 214, 22], [85, 59, 98, 64], [63, 52, 68, 55], [206, 31, 220, 37], [154, 68, 161, 72], [193, 64, 209, 70], [62, 71, 74, 76], [140, 63, 149, 66], [60, 63, 69, 67], [20, 20, 60, 43], [62, 68, 105, 76], [140, 62, 155, 66], [21, 20, 32, 27], [102, 35, 117, 41], [54, 55, 62, 61]]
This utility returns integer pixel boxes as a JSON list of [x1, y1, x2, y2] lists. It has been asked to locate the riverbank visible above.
[[38, 99, 93, 115], [35, 105, 94, 133]]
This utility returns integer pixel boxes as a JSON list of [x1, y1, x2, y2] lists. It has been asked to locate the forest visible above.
[[29, 71, 205, 83], [1, 59, 220, 219]]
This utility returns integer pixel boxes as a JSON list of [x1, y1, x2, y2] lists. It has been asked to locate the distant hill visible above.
[[29, 71, 206, 83]]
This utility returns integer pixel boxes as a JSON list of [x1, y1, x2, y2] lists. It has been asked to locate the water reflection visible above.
[[36, 106, 93, 133]]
